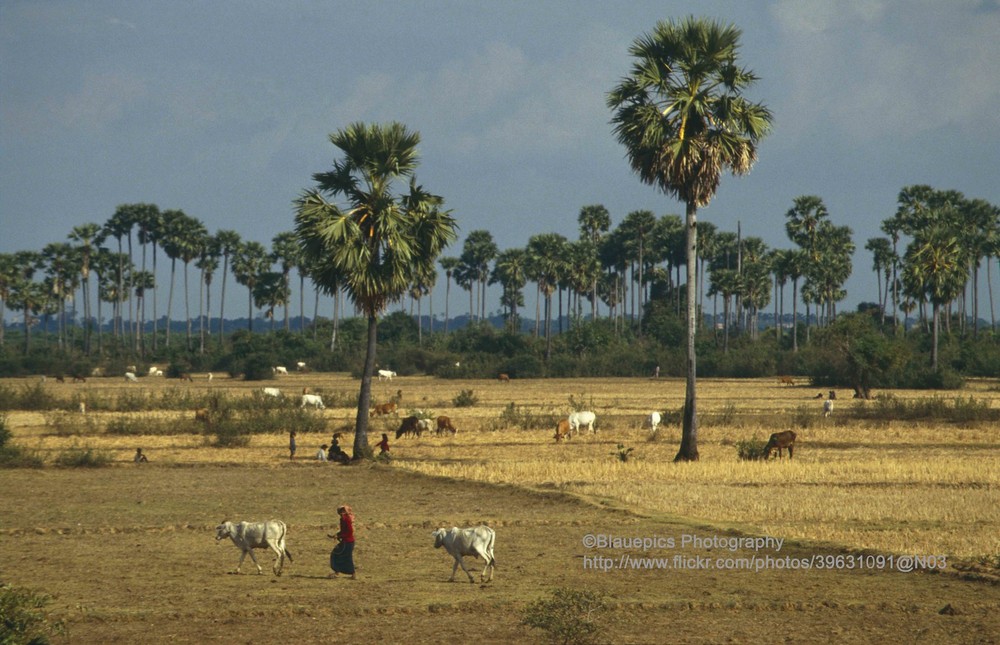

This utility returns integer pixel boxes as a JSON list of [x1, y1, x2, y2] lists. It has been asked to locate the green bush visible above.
[[452, 389, 479, 407], [0, 583, 65, 644], [735, 435, 769, 461], [53, 446, 112, 468], [521, 587, 606, 645]]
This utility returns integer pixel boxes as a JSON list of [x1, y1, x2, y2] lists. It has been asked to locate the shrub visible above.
[[492, 402, 558, 431], [0, 583, 65, 644], [452, 389, 479, 407], [53, 446, 112, 468], [521, 587, 606, 645], [736, 436, 769, 461], [611, 444, 635, 462]]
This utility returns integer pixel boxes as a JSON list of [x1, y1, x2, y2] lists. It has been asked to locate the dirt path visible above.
[[1, 464, 996, 644]]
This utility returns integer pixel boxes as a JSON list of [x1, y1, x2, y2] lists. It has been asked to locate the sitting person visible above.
[[134, 448, 149, 463], [316, 444, 328, 461], [328, 435, 350, 464]]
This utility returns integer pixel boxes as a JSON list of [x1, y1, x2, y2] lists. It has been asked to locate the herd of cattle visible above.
[[215, 519, 496, 583]]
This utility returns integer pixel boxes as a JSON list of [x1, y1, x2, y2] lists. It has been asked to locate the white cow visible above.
[[568, 411, 597, 434], [273, 366, 288, 376], [823, 399, 834, 418], [377, 369, 396, 381], [301, 394, 325, 409], [262, 387, 282, 398], [432, 525, 496, 583], [296, 361, 307, 371], [124, 372, 138, 382], [645, 411, 661, 433], [148, 366, 159, 376], [215, 520, 292, 575], [416, 418, 431, 434]]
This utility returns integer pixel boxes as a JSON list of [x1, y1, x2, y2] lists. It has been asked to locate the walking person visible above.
[[328, 505, 356, 579], [289, 430, 297, 459]]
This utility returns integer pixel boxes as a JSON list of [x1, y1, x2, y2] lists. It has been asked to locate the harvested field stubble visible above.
[[1, 375, 998, 642]]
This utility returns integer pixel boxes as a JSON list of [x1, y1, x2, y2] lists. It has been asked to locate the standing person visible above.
[[328, 505, 356, 579], [289, 431, 297, 459], [376, 433, 390, 455]]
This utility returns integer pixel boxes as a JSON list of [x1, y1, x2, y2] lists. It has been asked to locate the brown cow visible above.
[[778, 376, 795, 386], [72, 375, 87, 383], [764, 430, 796, 460], [180, 373, 193, 382], [435, 415, 457, 435], [498, 373, 510, 383], [553, 419, 571, 442], [195, 408, 211, 423], [55, 375, 65, 383], [370, 401, 397, 418]]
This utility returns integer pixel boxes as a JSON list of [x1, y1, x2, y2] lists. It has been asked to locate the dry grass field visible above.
[[1, 373, 998, 643]]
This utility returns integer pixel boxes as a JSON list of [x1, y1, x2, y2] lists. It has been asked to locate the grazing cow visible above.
[[273, 366, 288, 376], [148, 366, 158, 375], [127, 365, 137, 374], [823, 399, 833, 417], [54, 375, 65, 383], [497, 373, 510, 383], [568, 411, 597, 435], [553, 419, 571, 442], [179, 373, 193, 382], [436, 415, 457, 435], [215, 520, 292, 575], [764, 430, 797, 460], [645, 411, 661, 433], [395, 416, 424, 439], [262, 387, 282, 398], [195, 408, 211, 423], [813, 392, 825, 399], [296, 361, 307, 371], [370, 402, 397, 418], [432, 526, 496, 583], [417, 418, 431, 434], [778, 376, 795, 386], [301, 394, 325, 409], [72, 375, 86, 383], [153, 369, 164, 377], [377, 369, 396, 381], [124, 372, 138, 382]]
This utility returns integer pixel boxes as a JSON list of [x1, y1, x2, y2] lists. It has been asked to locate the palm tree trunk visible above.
[[299, 273, 306, 334], [218, 253, 228, 344], [353, 313, 378, 459], [931, 302, 940, 370], [792, 279, 799, 352], [184, 262, 192, 351], [988, 257, 996, 333], [152, 242, 159, 351], [534, 283, 540, 337], [166, 258, 176, 348], [675, 202, 699, 462], [444, 276, 451, 334], [199, 268, 206, 355], [247, 286, 253, 332]]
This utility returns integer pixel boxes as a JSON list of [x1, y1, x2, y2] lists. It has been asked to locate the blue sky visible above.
[[2, 0, 999, 322]]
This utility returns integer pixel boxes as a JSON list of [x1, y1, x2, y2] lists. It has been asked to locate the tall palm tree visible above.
[[42, 242, 78, 351], [214, 230, 242, 342], [195, 242, 220, 354], [578, 204, 611, 319], [460, 230, 497, 323], [619, 210, 657, 326], [135, 204, 163, 352], [102, 206, 136, 342], [865, 237, 894, 325], [525, 233, 567, 360], [608, 17, 772, 461], [0, 253, 17, 348], [271, 231, 303, 332], [491, 248, 528, 332], [295, 122, 457, 458], [68, 223, 103, 354], [178, 217, 208, 351], [439, 256, 460, 334], [231, 241, 270, 332], [9, 251, 46, 355], [903, 224, 968, 370], [159, 209, 186, 347], [253, 271, 287, 332], [132, 269, 155, 351]]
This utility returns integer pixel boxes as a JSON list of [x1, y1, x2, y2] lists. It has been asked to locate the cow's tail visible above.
[[277, 521, 292, 563], [488, 528, 497, 568]]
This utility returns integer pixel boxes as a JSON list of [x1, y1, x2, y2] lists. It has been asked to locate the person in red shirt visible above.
[[329, 505, 356, 579], [377, 433, 390, 455]]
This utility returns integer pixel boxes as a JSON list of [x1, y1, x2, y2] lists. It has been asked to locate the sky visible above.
[[3, 0, 999, 324]]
